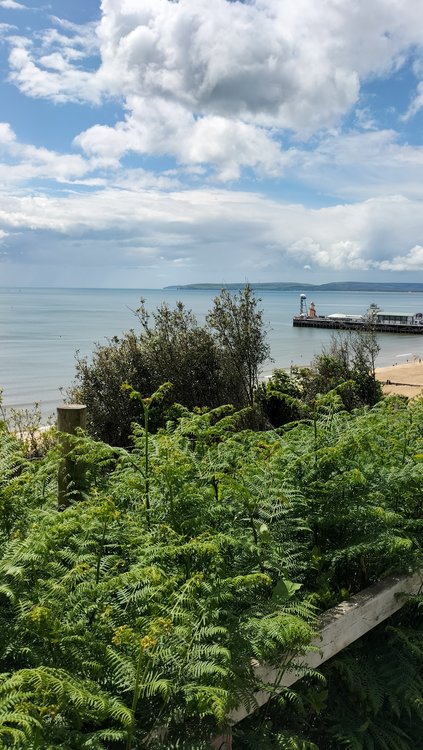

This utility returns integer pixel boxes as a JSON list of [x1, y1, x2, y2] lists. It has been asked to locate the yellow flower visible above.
[[28, 605, 50, 624], [139, 635, 157, 651], [99, 606, 113, 620], [112, 625, 134, 646]]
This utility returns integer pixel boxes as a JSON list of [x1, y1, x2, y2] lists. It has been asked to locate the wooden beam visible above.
[[230, 569, 422, 724]]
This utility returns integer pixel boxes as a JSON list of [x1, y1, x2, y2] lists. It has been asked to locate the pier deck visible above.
[[293, 317, 423, 334]]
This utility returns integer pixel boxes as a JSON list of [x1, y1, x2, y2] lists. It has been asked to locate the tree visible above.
[[206, 285, 271, 408], [302, 330, 382, 410], [69, 288, 271, 444], [69, 304, 223, 445], [350, 327, 382, 405], [69, 330, 154, 446], [135, 299, 223, 411]]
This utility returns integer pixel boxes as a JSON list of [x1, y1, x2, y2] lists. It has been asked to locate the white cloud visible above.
[[0, 123, 95, 183], [0, 0, 25, 9], [3, 1, 423, 286], [1, 183, 423, 281], [403, 80, 423, 120], [6, 0, 423, 179], [9, 43, 103, 105], [75, 108, 284, 180], [94, 0, 423, 130], [0, 122, 16, 144], [7, 17, 102, 104], [281, 129, 423, 201], [377, 245, 423, 271], [0, 122, 185, 191]]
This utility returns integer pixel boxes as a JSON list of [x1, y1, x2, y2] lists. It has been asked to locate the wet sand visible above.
[[375, 360, 423, 397]]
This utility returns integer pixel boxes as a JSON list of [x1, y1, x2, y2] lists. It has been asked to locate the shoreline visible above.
[[375, 360, 423, 397], [3, 362, 423, 419]]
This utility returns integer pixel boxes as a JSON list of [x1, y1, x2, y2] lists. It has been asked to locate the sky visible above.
[[1, 0, 423, 287]]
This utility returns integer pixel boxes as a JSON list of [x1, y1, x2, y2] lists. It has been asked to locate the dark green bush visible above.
[[0, 390, 422, 748], [304, 332, 383, 410], [256, 368, 303, 428], [70, 330, 154, 445], [69, 287, 270, 445]]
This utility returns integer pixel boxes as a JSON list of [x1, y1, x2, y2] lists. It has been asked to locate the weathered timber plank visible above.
[[230, 569, 422, 723]]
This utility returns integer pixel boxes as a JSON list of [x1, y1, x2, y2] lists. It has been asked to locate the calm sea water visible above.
[[2, 287, 423, 417]]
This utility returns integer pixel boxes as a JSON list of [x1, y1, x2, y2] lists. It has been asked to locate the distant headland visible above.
[[164, 281, 423, 292]]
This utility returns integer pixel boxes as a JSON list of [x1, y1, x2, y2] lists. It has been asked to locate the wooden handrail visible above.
[[231, 568, 423, 724]]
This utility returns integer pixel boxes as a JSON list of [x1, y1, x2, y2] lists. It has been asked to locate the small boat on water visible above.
[[293, 295, 423, 334]]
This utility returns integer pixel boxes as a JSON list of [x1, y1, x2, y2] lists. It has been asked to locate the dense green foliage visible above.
[[0, 387, 422, 748], [256, 369, 303, 427], [70, 286, 269, 445], [70, 330, 154, 446], [238, 606, 423, 750], [303, 332, 382, 411], [257, 332, 382, 429], [205, 286, 270, 408], [69, 288, 383, 445]]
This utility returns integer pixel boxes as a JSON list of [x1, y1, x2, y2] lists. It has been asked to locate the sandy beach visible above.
[[375, 360, 423, 398]]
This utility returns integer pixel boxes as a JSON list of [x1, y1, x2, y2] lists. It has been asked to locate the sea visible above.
[[2, 287, 423, 419]]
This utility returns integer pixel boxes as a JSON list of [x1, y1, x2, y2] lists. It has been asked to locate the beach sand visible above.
[[375, 360, 423, 398]]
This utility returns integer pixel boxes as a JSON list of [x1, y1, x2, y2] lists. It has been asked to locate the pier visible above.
[[293, 316, 423, 334], [293, 294, 423, 334]]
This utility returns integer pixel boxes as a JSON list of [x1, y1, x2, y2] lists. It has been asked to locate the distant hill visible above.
[[318, 282, 423, 292], [164, 281, 423, 292], [164, 282, 312, 291]]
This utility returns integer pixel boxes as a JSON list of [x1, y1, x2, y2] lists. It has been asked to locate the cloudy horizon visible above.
[[1, 0, 423, 287]]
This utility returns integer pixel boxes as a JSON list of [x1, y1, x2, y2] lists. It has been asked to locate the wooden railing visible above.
[[213, 569, 422, 748]]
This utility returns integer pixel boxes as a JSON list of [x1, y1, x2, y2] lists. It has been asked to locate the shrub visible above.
[[69, 330, 154, 445], [69, 287, 270, 444], [301, 331, 383, 410], [256, 368, 303, 428]]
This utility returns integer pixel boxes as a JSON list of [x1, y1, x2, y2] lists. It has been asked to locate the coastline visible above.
[[3, 287, 423, 414], [375, 361, 423, 398], [5, 362, 423, 436]]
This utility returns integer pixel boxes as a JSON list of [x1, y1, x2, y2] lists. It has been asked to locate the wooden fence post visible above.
[[211, 731, 232, 749], [57, 404, 87, 509]]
